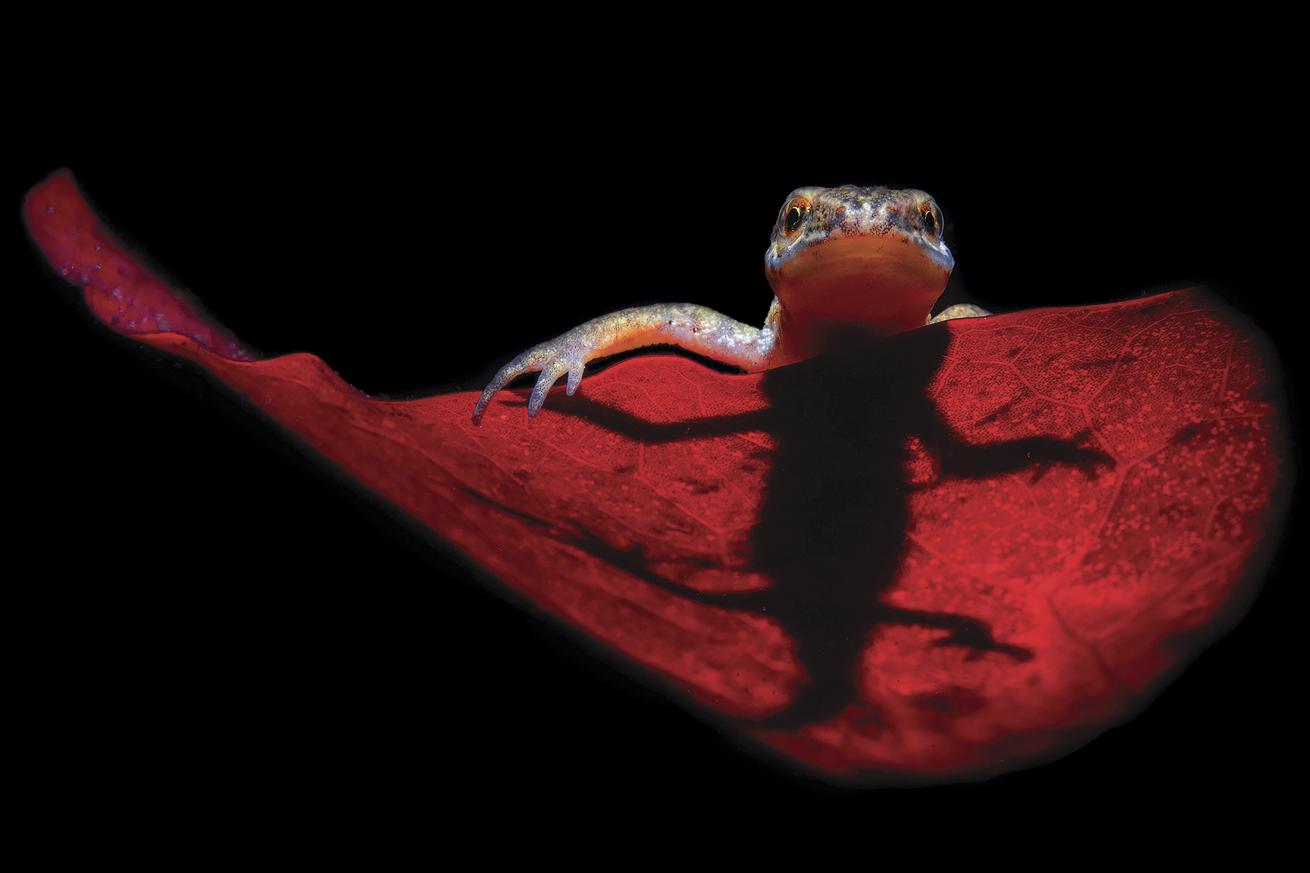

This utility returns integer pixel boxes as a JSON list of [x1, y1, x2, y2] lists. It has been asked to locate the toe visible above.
[[528, 367, 564, 416]]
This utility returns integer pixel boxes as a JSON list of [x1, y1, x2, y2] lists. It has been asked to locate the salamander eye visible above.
[[783, 199, 811, 235], [918, 202, 942, 238]]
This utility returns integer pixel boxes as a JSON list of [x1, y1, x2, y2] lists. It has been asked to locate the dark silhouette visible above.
[[488, 323, 1112, 731]]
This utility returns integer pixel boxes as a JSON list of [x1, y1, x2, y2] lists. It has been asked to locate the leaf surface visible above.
[[25, 170, 1288, 780]]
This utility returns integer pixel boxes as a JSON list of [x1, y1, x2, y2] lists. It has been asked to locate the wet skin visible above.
[[473, 185, 989, 423]]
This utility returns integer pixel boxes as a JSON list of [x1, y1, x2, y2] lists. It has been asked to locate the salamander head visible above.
[[765, 185, 954, 335]]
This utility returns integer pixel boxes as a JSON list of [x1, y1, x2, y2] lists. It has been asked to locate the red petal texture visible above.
[[25, 170, 1288, 781]]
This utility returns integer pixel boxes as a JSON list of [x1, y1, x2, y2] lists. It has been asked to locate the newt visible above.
[[473, 185, 987, 423]]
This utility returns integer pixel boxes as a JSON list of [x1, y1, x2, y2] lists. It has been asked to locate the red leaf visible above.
[[25, 169, 1289, 781]]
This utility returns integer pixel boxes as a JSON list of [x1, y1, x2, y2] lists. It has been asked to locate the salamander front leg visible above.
[[472, 302, 777, 424], [927, 303, 991, 325]]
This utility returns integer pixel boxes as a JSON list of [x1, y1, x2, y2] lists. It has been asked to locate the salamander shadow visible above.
[[530, 324, 1112, 731]]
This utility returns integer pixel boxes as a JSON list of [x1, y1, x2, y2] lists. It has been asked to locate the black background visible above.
[[13, 46, 1303, 831]]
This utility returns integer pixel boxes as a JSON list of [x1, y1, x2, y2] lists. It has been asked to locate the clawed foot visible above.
[[472, 334, 588, 424]]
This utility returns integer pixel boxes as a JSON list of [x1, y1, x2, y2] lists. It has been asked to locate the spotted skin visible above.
[[473, 185, 989, 423], [765, 185, 954, 276]]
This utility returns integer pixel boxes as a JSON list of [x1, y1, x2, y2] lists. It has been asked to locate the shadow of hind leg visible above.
[[877, 605, 1033, 661]]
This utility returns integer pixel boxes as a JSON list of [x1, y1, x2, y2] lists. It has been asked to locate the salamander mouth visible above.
[[770, 232, 952, 286], [766, 233, 954, 332], [769, 221, 953, 269]]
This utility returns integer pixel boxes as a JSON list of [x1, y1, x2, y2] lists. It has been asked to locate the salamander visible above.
[[473, 185, 987, 423]]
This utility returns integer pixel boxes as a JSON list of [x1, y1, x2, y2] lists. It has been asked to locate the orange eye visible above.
[[783, 199, 810, 234], [919, 202, 941, 238]]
